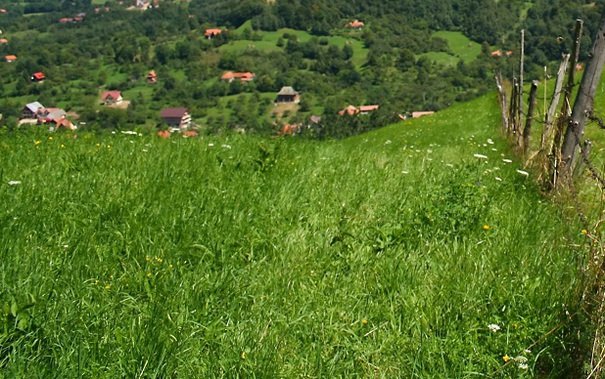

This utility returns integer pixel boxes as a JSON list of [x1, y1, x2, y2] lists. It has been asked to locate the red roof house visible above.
[[278, 123, 302, 136], [100, 90, 123, 105], [348, 20, 364, 29], [221, 71, 256, 82], [204, 28, 223, 39], [31, 72, 46, 82], [4, 55, 17, 63], [0, 38, 8, 44], [147, 70, 157, 83], [160, 107, 191, 130], [338, 104, 379, 116]]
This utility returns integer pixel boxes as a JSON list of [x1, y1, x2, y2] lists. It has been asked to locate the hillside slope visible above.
[[0, 93, 587, 377]]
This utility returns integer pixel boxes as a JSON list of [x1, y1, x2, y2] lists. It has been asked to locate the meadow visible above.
[[0, 93, 589, 377]]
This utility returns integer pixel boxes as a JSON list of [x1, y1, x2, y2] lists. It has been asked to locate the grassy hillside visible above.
[[418, 31, 482, 66], [0, 93, 586, 377]]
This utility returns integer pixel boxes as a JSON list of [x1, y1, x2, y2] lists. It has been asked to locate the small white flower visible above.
[[474, 154, 488, 159], [502, 159, 513, 163], [487, 138, 494, 145], [222, 144, 232, 149], [495, 177, 502, 181], [402, 171, 409, 175], [524, 349, 531, 354], [514, 356, 528, 363], [516, 169, 529, 177], [385, 140, 392, 145], [208, 143, 214, 147], [487, 323, 501, 332], [121, 130, 137, 135], [8, 180, 21, 186], [491, 148, 498, 152], [519, 363, 528, 370]]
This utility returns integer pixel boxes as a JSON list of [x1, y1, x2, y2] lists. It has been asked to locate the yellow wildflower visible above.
[[104, 284, 111, 290], [482, 224, 491, 231], [581, 229, 588, 236], [240, 351, 247, 360], [503, 354, 511, 362], [361, 319, 368, 326], [34, 140, 41, 145]]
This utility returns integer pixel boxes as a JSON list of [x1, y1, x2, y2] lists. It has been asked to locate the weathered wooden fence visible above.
[[495, 16, 605, 378]]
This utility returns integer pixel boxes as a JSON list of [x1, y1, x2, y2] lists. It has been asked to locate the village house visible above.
[[31, 72, 46, 82], [221, 71, 256, 83], [0, 38, 8, 44], [204, 28, 222, 39], [135, 0, 150, 9], [411, 111, 435, 119], [276, 86, 300, 103], [278, 123, 302, 136], [0, 9, 7, 14], [160, 107, 191, 131], [4, 55, 16, 63], [21, 101, 45, 120], [147, 70, 157, 84], [100, 90, 123, 105], [338, 104, 379, 116], [348, 20, 364, 29], [490, 49, 513, 58]]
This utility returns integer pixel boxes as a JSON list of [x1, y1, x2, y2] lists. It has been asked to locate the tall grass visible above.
[[0, 94, 588, 377]]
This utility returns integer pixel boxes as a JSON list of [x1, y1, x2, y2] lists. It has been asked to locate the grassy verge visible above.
[[0, 93, 587, 377]]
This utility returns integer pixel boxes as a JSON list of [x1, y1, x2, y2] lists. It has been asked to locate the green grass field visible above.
[[222, 25, 368, 69], [418, 31, 482, 66], [0, 92, 588, 377]]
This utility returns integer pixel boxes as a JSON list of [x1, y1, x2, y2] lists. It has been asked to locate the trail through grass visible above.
[[0, 94, 587, 377]]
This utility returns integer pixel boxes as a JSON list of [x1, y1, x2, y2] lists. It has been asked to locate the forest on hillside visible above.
[[0, 0, 603, 136]]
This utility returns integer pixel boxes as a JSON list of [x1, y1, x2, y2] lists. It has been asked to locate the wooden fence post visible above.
[[509, 77, 518, 137], [523, 80, 540, 156], [495, 72, 509, 132], [561, 16, 605, 177], [518, 30, 525, 133], [540, 54, 570, 150]]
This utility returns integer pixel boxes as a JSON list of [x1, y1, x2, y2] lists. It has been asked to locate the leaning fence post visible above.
[[509, 77, 518, 137], [523, 80, 540, 157], [552, 21, 583, 150], [560, 16, 605, 178], [541, 54, 570, 151], [495, 72, 509, 132]]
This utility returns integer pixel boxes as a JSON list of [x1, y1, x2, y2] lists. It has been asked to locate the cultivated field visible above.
[[0, 94, 587, 377]]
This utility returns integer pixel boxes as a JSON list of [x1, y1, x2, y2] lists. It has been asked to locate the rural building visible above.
[[490, 50, 513, 58], [100, 90, 123, 105], [21, 102, 45, 119], [348, 20, 364, 29], [147, 70, 157, 83], [0, 38, 7, 44], [412, 111, 435, 119], [279, 123, 302, 136], [221, 71, 255, 83], [135, 0, 150, 9], [160, 107, 191, 130], [204, 28, 222, 39], [276, 86, 300, 103], [0, 9, 7, 14], [338, 104, 379, 116], [47, 116, 75, 131], [31, 72, 46, 82], [4, 55, 16, 62]]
